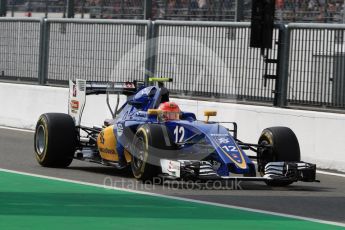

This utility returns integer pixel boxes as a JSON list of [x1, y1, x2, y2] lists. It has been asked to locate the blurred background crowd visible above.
[[3, 0, 345, 23]]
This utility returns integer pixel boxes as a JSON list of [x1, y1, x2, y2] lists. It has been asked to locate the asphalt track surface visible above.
[[1, 127, 345, 226]]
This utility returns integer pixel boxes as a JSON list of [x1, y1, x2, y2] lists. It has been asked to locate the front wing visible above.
[[159, 159, 318, 183]]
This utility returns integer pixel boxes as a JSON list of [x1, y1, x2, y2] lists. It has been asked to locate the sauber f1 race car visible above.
[[34, 78, 318, 186]]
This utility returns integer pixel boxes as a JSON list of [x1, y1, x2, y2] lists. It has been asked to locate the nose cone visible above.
[[209, 133, 253, 174], [227, 162, 251, 175]]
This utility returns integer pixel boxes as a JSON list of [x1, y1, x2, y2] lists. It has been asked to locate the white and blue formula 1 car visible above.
[[34, 78, 318, 186]]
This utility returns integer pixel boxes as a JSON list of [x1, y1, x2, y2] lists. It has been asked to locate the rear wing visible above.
[[85, 81, 143, 96], [68, 79, 143, 126]]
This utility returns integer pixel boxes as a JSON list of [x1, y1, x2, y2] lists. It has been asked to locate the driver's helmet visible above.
[[158, 102, 181, 121]]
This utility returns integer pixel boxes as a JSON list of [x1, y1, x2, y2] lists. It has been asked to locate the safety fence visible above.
[[153, 21, 278, 101], [288, 23, 345, 108], [1, 18, 345, 110], [44, 19, 148, 84], [0, 18, 41, 82]]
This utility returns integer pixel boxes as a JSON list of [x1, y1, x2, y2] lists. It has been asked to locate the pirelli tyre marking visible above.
[[35, 117, 49, 162]]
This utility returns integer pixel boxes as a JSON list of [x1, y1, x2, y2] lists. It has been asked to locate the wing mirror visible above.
[[147, 109, 163, 121], [147, 109, 162, 116], [204, 110, 217, 123]]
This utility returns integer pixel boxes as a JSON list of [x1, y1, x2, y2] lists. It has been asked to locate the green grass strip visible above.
[[0, 171, 342, 230]]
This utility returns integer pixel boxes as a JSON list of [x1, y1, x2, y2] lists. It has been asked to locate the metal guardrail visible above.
[[153, 20, 278, 102], [43, 18, 149, 84], [287, 23, 345, 108], [1, 17, 345, 111], [0, 17, 42, 82]]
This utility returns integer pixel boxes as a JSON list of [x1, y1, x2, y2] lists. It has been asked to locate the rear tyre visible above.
[[131, 124, 176, 181], [258, 127, 300, 186], [34, 113, 77, 168]]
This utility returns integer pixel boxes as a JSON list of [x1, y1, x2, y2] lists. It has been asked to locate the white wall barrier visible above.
[[1, 82, 344, 172]]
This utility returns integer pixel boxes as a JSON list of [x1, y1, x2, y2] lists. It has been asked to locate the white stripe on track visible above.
[[316, 170, 345, 178], [0, 126, 34, 133]]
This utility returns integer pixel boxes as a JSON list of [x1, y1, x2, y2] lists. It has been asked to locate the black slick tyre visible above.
[[258, 126, 300, 186], [34, 113, 77, 168], [131, 124, 175, 181]]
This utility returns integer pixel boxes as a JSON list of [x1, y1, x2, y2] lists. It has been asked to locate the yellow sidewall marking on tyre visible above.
[[137, 127, 149, 176], [261, 131, 273, 145], [35, 116, 49, 163], [259, 130, 274, 176]]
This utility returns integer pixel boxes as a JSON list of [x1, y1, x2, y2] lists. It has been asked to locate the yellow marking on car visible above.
[[124, 149, 131, 163], [97, 125, 118, 161]]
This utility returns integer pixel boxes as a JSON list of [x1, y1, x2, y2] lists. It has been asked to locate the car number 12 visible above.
[[174, 126, 185, 143], [222, 145, 238, 152]]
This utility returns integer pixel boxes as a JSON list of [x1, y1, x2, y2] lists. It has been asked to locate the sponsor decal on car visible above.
[[70, 100, 79, 114], [210, 133, 228, 137], [97, 125, 118, 161], [99, 147, 116, 155], [160, 159, 181, 177]]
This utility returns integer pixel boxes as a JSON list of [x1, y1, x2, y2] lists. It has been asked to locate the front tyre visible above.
[[34, 113, 77, 168], [258, 126, 300, 186], [131, 127, 159, 181], [130, 124, 176, 181]]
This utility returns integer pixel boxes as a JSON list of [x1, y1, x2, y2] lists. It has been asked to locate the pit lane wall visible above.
[[1, 82, 344, 172]]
